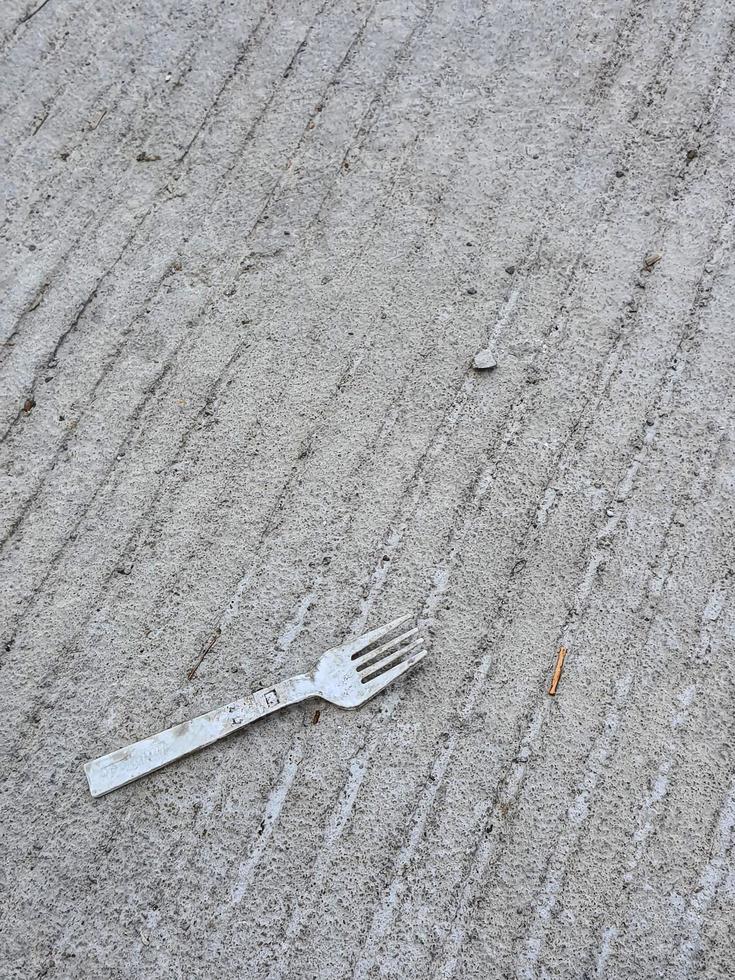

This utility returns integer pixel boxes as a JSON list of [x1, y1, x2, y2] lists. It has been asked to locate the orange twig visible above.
[[548, 646, 567, 696]]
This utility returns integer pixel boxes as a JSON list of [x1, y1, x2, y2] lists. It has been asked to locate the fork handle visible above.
[[84, 673, 316, 797]]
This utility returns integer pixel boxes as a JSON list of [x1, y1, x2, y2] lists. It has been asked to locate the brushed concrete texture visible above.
[[1, 1, 734, 977]]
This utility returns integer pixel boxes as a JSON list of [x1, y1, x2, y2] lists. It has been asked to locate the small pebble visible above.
[[466, 286, 477, 295], [473, 348, 497, 370]]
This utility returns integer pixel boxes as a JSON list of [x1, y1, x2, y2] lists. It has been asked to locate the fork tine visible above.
[[354, 627, 419, 667], [335, 613, 413, 660], [362, 646, 427, 695], [360, 637, 425, 680]]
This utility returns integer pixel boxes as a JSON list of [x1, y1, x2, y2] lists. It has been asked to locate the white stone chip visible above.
[[473, 348, 497, 370]]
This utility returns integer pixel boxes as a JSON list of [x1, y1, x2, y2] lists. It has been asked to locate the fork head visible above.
[[314, 613, 427, 708]]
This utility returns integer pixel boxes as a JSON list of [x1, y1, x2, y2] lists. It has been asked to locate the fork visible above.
[[84, 613, 426, 797]]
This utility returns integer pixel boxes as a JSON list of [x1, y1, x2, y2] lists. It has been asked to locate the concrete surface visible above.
[[1, 0, 734, 977]]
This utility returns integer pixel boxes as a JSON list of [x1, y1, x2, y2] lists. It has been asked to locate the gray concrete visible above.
[[1, 1, 734, 977]]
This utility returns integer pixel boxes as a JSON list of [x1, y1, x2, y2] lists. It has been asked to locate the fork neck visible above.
[[252, 672, 317, 716]]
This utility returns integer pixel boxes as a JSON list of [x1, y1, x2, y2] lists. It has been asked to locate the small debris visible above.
[[548, 646, 567, 696], [32, 109, 49, 135], [686, 147, 698, 162], [466, 286, 477, 295], [472, 348, 497, 371], [28, 288, 45, 311], [187, 628, 221, 680], [136, 151, 161, 162], [312, 709, 321, 725], [87, 108, 107, 131], [643, 252, 662, 271], [22, 397, 36, 414], [505, 264, 516, 275]]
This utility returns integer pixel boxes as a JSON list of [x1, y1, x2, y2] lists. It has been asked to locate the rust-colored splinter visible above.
[[548, 646, 567, 696], [187, 628, 221, 681]]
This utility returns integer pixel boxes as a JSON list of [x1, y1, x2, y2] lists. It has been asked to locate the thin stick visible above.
[[548, 646, 567, 696], [187, 628, 221, 680]]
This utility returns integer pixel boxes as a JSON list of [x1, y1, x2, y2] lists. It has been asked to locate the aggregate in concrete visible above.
[[1, 1, 734, 977]]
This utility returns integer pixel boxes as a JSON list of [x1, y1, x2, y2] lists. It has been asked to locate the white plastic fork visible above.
[[84, 613, 426, 797]]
